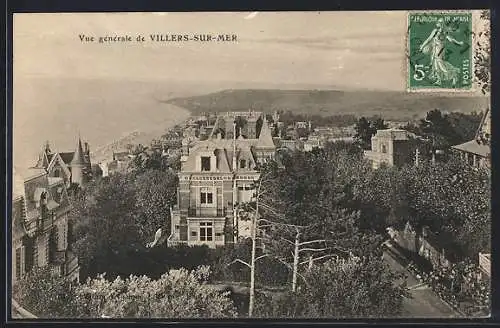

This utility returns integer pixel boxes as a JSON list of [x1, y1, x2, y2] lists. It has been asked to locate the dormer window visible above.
[[201, 156, 211, 171], [381, 144, 387, 153], [240, 159, 246, 169]]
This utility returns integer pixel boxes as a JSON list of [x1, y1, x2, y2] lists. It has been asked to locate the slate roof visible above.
[[452, 140, 490, 157], [59, 152, 76, 165]]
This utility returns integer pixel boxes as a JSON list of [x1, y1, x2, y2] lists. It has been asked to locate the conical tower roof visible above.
[[257, 116, 275, 148], [35, 143, 50, 168], [71, 137, 85, 165]]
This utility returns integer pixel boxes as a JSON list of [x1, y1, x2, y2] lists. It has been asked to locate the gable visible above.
[[47, 153, 72, 185]]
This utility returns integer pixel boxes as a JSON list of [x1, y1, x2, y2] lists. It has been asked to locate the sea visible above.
[[12, 77, 201, 171]]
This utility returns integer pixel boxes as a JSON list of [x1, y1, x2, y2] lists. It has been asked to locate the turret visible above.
[[70, 137, 85, 186]]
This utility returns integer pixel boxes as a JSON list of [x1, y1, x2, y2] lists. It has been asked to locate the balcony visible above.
[[187, 207, 227, 218]]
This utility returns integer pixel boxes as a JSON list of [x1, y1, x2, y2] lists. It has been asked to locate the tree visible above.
[[13, 266, 80, 318], [397, 158, 490, 259], [75, 266, 237, 318], [71, 173, 140, 278], [474, 10, 490, 94], [372, 117, 389, 131], [256, 257, 408, 318], [354, 117, 373, 149], [134, 169, 178, 241]]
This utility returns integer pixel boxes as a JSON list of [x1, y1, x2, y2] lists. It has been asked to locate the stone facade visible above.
[[364, 129, 411, 169], [168, 112, 276, 248], [12, 167, 79, 285]]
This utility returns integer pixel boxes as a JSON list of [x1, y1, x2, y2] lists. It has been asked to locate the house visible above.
[[303, 138, 323, 152], [363, 129, 411, 169], [33, 137, 92, 189], [388, 222, 450, 269], [279, 139, 302, 152], [452, 108, 490, 169], [12, 166, 79, 285], [417, 226, 450, 268], [167, 112, 276, 248]]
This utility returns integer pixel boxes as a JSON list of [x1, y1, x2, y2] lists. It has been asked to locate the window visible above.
[[200, 222, 213, 241], [201, 156, 211, 171], [175, 225, 180, 230], [215, 232, 223, 241], [200, 191, 213, 205], [381, 144, 387, 153], [240, 159, 246, 169]]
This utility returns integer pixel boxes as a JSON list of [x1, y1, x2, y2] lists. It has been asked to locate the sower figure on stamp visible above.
[[419, 18, 464, 86]]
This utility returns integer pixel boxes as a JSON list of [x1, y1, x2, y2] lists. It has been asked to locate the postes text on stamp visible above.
[[408, 12, 472, 91]]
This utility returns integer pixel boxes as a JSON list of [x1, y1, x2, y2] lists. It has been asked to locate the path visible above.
[[383, 242, 461, 318]]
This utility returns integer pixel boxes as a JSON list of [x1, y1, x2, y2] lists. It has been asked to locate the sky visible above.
[[14, 11, 409, 90], [12, 11, 488, 171]]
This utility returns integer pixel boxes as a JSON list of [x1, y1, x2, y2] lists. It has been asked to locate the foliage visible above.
[[398, 158, 491, 259], [210, 239, 290, 287], [75, 266, 237, 318], [70, 168, 180, 279], [71, 173, 140, 278], [354, 117, 388, 149], [14, 266, 80, 318], [474, 10, 490, 94], [408, 260, 490, 316], [277, 110, 358, 128], [401, 109, 483, 151], [255, 257, 409, 318], [134, 169, 178, 240]]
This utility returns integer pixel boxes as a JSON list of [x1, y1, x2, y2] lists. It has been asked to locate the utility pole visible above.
[[292, 228, 300, 292], [248, 200, 258, 317], [232, 119, 238, 242]]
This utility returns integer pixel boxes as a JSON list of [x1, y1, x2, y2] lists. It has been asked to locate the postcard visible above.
[[11, 11, 490, 320]]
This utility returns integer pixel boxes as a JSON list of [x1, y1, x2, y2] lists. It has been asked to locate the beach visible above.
[[13, 77, 193, 170]]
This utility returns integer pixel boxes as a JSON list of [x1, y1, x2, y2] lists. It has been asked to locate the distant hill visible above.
[[164, 89, 489, 121]]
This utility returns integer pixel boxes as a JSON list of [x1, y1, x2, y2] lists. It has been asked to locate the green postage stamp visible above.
[[407, 12, 472, 91]]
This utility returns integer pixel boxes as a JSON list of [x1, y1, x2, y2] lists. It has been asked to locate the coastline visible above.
[[90, 103, 191, 164]]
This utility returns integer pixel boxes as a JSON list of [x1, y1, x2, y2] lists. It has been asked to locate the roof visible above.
[[373, 128, 409, 140], [71, 138, 85, 165], [452, 140, 490, 157], [257, 119, 275, 148], [59, 152, 76, 164], [20, 167, 47, 181], [12, 167, 26, 200]]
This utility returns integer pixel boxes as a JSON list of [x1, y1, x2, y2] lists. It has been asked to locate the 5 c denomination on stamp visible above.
[[407, 12, 472, 91]]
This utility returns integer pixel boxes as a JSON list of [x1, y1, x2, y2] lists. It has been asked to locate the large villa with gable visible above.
[[167, 111, 276, 248]]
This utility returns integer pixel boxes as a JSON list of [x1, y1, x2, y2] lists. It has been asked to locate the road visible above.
[[383, 242, 462, 318]]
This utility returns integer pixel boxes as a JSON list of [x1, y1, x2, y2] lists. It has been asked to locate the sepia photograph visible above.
[[10, 10, 491, 320]]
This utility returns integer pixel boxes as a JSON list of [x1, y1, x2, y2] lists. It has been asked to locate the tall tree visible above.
[[354, 117, 373, 149], [134, 169, 178, 241], [71, 173, 140, 278]]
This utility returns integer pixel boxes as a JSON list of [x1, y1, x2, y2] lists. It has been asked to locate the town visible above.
[[12, 107, 491, 318]]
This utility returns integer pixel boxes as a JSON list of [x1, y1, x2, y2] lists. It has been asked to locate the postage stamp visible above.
[[407, 12, 473, 91]]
